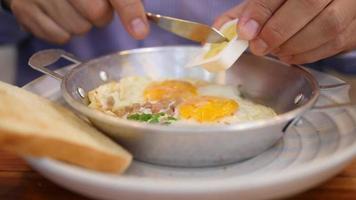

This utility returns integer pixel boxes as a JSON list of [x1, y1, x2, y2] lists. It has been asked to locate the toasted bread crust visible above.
[[0, 81, 132, 173], [0, 129, 132, 173]]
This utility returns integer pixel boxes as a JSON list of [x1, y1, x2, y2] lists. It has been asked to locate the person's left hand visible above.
[[214, 0, 356, 64]]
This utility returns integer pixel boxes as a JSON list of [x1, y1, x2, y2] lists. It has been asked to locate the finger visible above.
[[343, 20, 356, 52], [35, 0, 92, 35], [282, 17, 356, 64], [212, 2, 247, 29], [279, 36, 347, 64], [10, 1, 70, 44], [277, 0, 356, 57], [68, 0, 113, 27], [109, 0, 149, 40], [250, 0, 332, 56], [237, 0, 286, 40]]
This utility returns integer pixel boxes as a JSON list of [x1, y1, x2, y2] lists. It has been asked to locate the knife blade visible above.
[[146, 12, 229, 43]]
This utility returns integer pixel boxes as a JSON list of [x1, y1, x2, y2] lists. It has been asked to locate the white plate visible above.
[[23, 68, 356, 200]]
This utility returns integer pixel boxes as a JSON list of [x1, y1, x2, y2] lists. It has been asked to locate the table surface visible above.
[[0, 150, 355, 200]]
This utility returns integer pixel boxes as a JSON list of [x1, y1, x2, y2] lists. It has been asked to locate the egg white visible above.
[[88, 76, 151, 112]]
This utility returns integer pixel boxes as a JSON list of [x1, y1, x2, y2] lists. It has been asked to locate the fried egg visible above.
[[118, 76, 151, 107], [179, 96, 239, 122], [87, 76, 277, 125], [144, 80, 197, 102], [88, 82, 120, 111], [88, 76, 151, 112]]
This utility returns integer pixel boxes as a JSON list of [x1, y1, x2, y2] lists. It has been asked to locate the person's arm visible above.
[[1, 0, 149, 44], [215, 0, 356, 65]]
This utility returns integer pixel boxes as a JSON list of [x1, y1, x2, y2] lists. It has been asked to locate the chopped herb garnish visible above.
[[127, 114, 141, 121], [148, 117, 160, 123], [127, 112, 177, 124], [127, 113, 153, 122], [140, 113, 152, 121]]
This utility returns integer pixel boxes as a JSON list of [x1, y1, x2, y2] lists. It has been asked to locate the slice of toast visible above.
[[0, 81, 132, 173]]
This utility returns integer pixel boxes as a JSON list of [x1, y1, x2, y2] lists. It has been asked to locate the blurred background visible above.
[[0, 45, 16, 84]]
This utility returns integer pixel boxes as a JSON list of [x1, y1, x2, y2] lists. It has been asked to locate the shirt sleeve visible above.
[[0, 0, 30, 44]]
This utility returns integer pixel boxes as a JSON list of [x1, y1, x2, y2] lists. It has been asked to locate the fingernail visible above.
[[239, 19, 259, 40], [252, 38, 268, 55], [130, 18, 147, 39]]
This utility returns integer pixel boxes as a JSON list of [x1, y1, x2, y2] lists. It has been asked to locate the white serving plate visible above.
[[23, 67, 356, 200]]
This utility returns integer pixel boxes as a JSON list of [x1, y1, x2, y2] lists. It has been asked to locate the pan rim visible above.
[[61, 45, 320, 133]]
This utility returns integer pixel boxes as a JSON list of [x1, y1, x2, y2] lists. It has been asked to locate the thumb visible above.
[[213, 1, 247, 29], [238, 0, 285, 40], [109, 0, 149, 40]]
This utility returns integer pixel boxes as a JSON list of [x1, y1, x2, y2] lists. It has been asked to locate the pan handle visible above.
[[28, 49, 82, 80], [312, 82, 353, 110], [283, 82, 354, 132]]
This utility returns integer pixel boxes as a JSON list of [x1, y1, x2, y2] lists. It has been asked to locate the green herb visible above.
[[127, 114, 141, 121], [140, 113, 152, 121], [148, 117, 160, 123], [127, 113, 153, 122], [127, 112, 178, 125], [149, 113, 159, 123]]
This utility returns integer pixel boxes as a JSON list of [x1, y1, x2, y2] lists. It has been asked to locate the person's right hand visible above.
[[7, 0, 149, 44]]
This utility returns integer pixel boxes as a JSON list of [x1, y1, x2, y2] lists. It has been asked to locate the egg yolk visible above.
[[204, 22, 238, 59], [179, 96, 239, 122], [144, 80, 197, 101]]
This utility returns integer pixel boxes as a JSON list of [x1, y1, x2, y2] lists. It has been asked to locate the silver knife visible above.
[[146, 12, 229, 43]]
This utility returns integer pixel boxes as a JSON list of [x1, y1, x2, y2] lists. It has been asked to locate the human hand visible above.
[[109, 0, 149, 40], [215, 0, 356, 64], [212, 1, 247, 29], [7, 0, 148, 44]]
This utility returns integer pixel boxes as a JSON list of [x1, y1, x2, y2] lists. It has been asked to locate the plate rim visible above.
[[25, 141, 356, 192]]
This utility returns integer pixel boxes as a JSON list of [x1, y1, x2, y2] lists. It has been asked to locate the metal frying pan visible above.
[[28, 46, 347, 167]]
